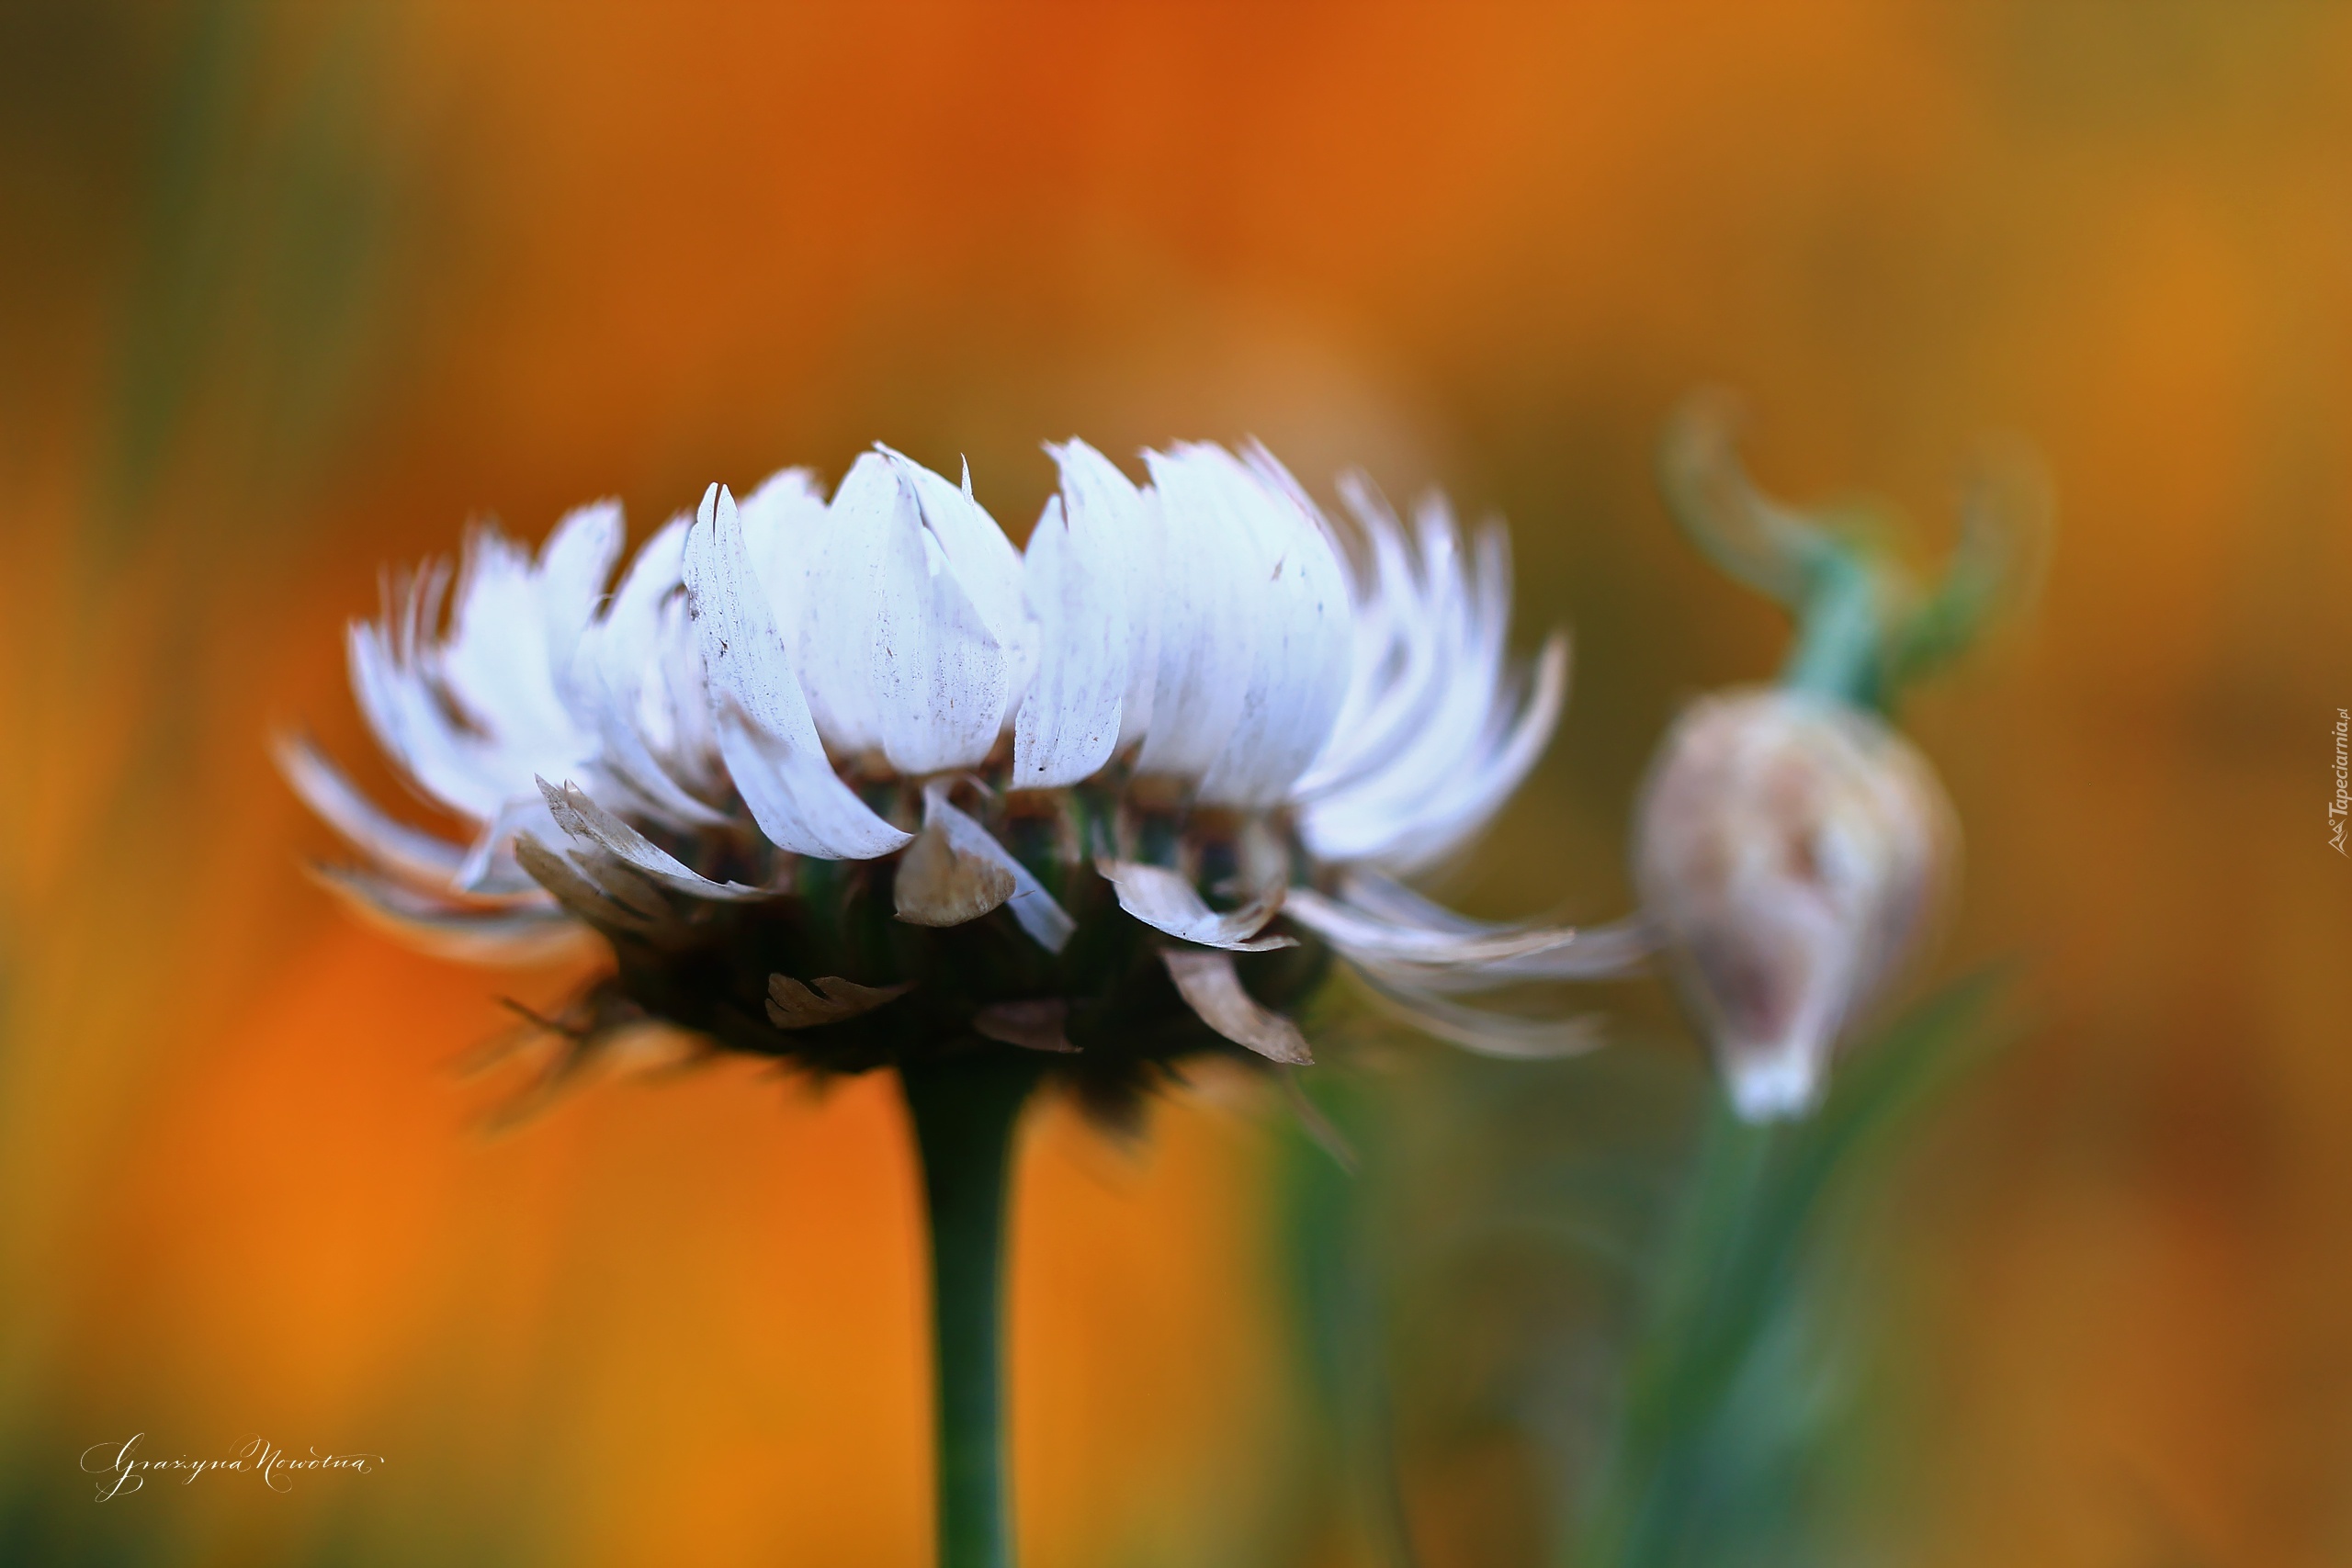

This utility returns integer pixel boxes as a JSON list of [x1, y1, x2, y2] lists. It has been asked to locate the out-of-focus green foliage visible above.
[[1282, 972, 2010, 1568]]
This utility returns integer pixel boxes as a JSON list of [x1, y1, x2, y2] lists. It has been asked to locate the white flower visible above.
[[283, 440, 1637, 1089], [1633, 687, 1955, 1120]]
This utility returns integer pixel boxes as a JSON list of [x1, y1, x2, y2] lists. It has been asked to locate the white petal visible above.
[[440, 524, 594, 765], [1351, 973, 1604, 1060], [1161, 948, 1312, 1064], [880, 447, 1029, 650], [802, 454, 1013, 773], [1133, 446, 1261, 779], [1012, 491, 1128, 787], [347, 581, 508, 823], [306, 863, 594, 967], [876, 509, 1012, 775], [1379, 633, 1572, 875], [1096, 859, 1295, 952], [1333, 870, 1658, 987], [1282, 886, 1577, 967], [1724, 1042, 1830, 1121], [535, 499, 625, 676], [1291, 476, 1447, 798], [796, 457, 890, 755], [1049, 439, 1159, 751], [536, 777, 772, 900], [1196, 443, 1356, 807], [683, 483, 911, 860], [275, 732, 466, 889], [575, 518, 729, 828], [456, 792, 564, 893]]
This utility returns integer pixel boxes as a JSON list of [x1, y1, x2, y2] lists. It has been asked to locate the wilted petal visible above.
[[1161, 948, 1312, 1064], [972, 998, 1078, 1053], [535, 777, 771, 900], [921, 783, 1075, 951], [513, 835, 667, 935], [766, 974, 916, 1029], [894, 818, 1018, 928], [1097, 859, 1295, 952]]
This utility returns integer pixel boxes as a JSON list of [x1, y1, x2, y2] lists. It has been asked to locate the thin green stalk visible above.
[[900, 1052, 1044, 1568], [1780, 545, 1889, 713]]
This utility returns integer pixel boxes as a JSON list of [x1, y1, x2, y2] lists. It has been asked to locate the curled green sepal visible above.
[[1657, 390, 2047, 715]]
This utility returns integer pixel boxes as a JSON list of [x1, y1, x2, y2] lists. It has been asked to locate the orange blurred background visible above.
[[3, 3, 2349, 1564]]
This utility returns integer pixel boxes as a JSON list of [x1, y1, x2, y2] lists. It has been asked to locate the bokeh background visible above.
[[4, 3, 2349, 1564]]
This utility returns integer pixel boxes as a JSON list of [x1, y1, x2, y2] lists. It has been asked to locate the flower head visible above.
[[283, 440, 1629, 1118]]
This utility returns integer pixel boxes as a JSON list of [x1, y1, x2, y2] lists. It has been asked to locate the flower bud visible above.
[[1634, 687, 1954, 1121]]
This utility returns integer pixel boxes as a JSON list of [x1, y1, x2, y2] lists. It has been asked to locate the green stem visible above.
[[1780, 543, 1888, 714], [1570, 1102, 1781, 1568], [900, 1051, 1043, 1568]]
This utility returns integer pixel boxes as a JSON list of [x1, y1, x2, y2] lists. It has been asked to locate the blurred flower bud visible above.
[[1634, 687, 1955, 1121]]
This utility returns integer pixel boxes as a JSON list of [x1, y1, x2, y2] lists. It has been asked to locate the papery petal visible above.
[[513, 835, 667, 934], [924, 784, 1076, 952], [878, 519, 1012, 775], [972, 999, 1078, 1052], [536, 777, 772, 900], [348, 587, 510, 823], [1096, 859, 1295, 952], [1161, 948, 1312, 1064], [801, 454, 1012, 774], [894, 819, 1018, 928], [766, 975, 915, 1029]]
